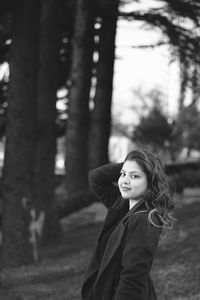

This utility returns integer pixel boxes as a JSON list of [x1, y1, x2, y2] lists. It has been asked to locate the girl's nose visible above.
[[123, 175, 130, 184]]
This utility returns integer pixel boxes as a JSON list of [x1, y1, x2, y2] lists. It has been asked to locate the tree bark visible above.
[[191, 65, 200, 106], [64, 0, 94, 196], [1, 0, 40, 267], [35, 0, 62, 245], [89, 0, 119, 170], [58, 0, 76, 88], [178, 53, 188, 114]]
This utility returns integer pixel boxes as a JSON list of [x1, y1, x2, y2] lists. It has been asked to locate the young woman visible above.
[[81, 148, 175, 300]]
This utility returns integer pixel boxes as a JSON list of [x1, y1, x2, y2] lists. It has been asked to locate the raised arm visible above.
[[89, 163, 123, 209]]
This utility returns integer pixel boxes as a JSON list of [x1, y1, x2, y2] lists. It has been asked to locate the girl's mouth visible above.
[[121, 187, 131, 191]]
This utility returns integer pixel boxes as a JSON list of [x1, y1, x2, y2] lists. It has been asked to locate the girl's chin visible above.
[[122, 195, 129, 199], [120, 192, 131, 199], [121, 192, 143, 201]]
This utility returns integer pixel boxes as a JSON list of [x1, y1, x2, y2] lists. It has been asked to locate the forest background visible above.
[[0, 0, 200, 299]]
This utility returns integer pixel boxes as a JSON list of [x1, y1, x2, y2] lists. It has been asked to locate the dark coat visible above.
[[81, 163, 161, 300]]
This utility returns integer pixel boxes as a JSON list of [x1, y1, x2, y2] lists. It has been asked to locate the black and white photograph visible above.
[[0, 0, 200, 299]]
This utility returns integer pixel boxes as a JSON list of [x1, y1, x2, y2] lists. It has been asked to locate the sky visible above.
[[0, 62, 8, 81], [112, 18, 180, 126]]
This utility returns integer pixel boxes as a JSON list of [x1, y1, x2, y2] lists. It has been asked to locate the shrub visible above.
[[169, 169, 200, 193]]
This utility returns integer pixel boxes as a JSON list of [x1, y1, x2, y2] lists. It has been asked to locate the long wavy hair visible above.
[[124, 148, 176, 236]]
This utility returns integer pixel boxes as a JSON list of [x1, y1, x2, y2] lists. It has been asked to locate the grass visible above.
[[152, 201, 200, 300], [0, 200, 200, 300]]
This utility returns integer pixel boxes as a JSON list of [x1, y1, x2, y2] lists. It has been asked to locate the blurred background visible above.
[[0, 0, 200, 299]]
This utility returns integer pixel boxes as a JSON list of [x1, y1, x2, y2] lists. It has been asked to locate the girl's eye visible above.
[[120, 172, 125, 177], [131, 174, 139, 178]]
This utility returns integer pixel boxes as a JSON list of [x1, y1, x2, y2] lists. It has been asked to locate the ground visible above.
[[0, 192, 200, 300]]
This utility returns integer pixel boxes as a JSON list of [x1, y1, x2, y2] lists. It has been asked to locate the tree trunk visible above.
[[58, 0, 76, 88], [64, 0, 94, 196], [35, 0, 62, 245], [178, 54, 188, 114], [1, 0, 40, 267], [191, 66, 200, 106], [89, 0, 119, 170]]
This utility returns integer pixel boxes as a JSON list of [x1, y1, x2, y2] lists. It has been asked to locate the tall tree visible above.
[[89, 0, 119, 169], [179, 105, 200, 155], [178, 53, 189, 113], [132, 101, 173, 157], [1, 0, 40, 267], [58, 0, 76, 88], [34, 0, 62, 245], [64, 0, 94, 196], [119, 0, 200, 71], [191, 65, 200, 106]]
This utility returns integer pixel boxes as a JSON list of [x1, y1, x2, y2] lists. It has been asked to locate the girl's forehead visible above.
[[122, 160, 144, 172]]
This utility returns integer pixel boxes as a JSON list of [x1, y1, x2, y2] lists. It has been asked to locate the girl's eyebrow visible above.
[[121, 169, 140, 174], [129, 171, 140, 174]]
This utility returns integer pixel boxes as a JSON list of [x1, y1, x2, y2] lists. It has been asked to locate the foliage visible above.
[[119, 0, 200, 62], [133, 106, 172, 148], [169, 169, 200, 193], [0, 0, 200, 141], [132, 88, 200, 159], [166, 160, 200, 174], [166, 161, 200, 193], [132, 92, 174, 154], [119, 0, 200, 90], [179, 105, 200, 152], [0, 0, 200, 266]]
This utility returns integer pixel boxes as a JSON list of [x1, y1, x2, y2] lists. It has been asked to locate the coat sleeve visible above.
[[113, 213, 160, 300], [89, 163, 123, 209]]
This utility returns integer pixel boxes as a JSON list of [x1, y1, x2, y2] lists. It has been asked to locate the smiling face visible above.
[[118, 160, 148, 201]]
